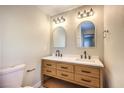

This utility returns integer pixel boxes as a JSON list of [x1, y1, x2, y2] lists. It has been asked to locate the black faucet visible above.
[[84, 51, 87, 59], [80, 54, 83, 59], [84, 51, 91, 60], [56, 50, 62, 57]]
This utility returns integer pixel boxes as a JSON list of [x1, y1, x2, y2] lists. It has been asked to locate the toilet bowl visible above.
[[0, 64, 33, 88]]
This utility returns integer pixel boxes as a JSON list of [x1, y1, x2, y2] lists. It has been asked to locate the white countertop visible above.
[[42, 56, 104, 67]]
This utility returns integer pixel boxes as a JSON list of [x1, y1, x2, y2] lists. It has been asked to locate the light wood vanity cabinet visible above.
[[42, 59, 103, 88]]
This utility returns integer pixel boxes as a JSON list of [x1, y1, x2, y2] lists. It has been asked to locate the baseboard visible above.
[[33, 81, 41, 88]]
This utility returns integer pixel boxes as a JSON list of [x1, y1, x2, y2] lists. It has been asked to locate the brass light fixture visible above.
[[78, 8, 94, 18], [53, 16, 66, 24]]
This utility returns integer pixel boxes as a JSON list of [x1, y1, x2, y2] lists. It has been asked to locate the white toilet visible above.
[[0, 64, 33, 88]]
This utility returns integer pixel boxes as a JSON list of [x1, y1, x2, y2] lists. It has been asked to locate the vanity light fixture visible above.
[[78, 8, 94, 18], [53, 16, 66, 24]]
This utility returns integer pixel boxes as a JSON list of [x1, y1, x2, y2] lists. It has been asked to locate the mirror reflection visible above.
[[77, 21, 95, 48], [53, 26, 66, 48]]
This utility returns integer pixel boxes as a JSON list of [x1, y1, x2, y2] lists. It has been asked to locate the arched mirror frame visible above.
[[76, 20, 96, 48], [52, 26, 66, 48]]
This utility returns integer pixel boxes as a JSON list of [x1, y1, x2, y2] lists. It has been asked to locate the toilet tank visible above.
[[0, 64, 26, 88]]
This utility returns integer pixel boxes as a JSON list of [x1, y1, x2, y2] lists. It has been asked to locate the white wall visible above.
[[104, 6, 124, 87], [0, 17, 2, 69], [51, 5, 104, 60], [0, 6, 50, 86]]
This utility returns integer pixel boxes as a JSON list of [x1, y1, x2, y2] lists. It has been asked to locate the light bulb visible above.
[[61, 16, 65, 22], [78, 11, 84, 18], [53, 19, 56, 24], [57, 17, 61, 23], [60, 19, 64, 23], [77, 11, 81, 18], [56, 20, 59, 24], [89, 8, 94, 16], [83, 10, 87, 17]]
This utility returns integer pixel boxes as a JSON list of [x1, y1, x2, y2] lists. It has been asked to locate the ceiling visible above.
[[38, 5, 81, 16]]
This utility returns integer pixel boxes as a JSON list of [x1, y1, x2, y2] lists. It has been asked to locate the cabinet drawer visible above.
[[57, 63, 74, 72], [43, 68, 56, 76], [43, 61, 56, 68], [75, 74, 100, 87], [57, 70, 74, 80], [75, 66, 99, 78]]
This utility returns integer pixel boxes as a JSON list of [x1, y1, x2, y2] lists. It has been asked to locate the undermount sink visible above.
[[75, 58, 95, 63], [43, 56, 77, 62]]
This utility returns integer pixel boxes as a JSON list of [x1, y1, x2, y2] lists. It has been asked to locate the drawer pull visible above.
[[81, 70, 91, 73], [46, 70, 51, 72], [61, 66, 68, 69], [46, 64, 52, 66], [61, 73, 68, 77], [81, 78, 91, 82]]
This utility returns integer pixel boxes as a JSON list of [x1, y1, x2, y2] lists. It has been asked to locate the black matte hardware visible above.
[[56, 50, 61, 57], [61, 66, 68, 69], [46, 64, 52, 66], [81, 78, 91, 82], [88, 56, 91, 59], [61, 73, 68, 77], [84, 51, 87, 59], [46, 70, 51, 72], [60, 54, 63, 57], [80, 55, 83, 59], [81, 70, 91, 73]]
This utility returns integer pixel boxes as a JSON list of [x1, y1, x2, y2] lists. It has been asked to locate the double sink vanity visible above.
[[41, 16, 104, 88], [41, 55, 104, 88]]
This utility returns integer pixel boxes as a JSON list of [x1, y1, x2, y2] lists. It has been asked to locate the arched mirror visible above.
[[53, 26, 66, 48], [76, 21, 95, 48]]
